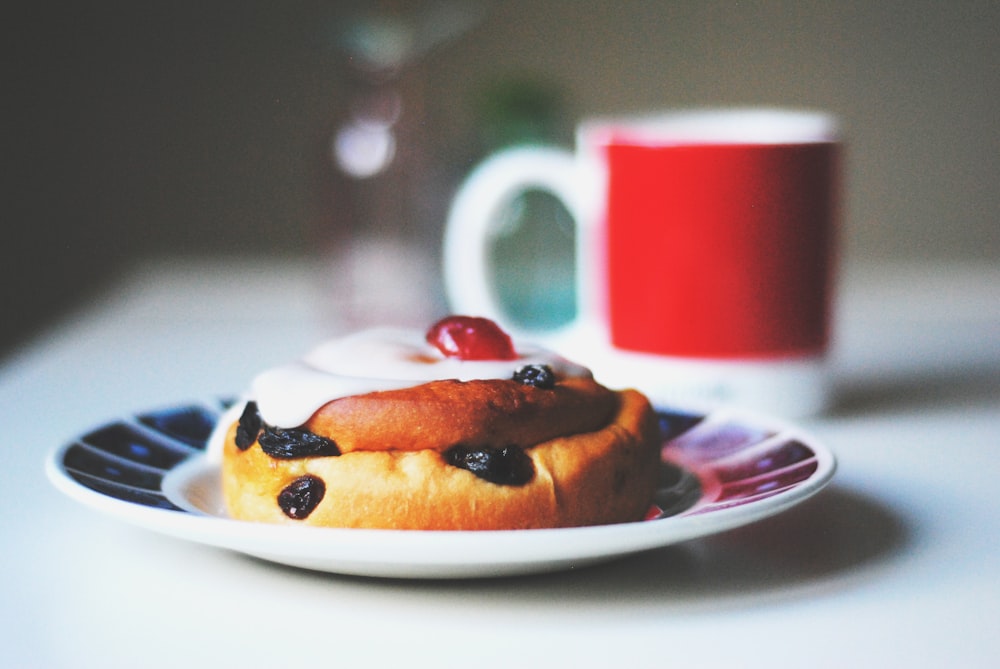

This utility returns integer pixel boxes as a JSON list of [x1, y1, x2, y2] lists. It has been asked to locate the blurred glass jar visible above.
[[318, 1, 493, 331]]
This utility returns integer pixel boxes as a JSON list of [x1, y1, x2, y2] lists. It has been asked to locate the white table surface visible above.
[[3, 257, 998, 668]]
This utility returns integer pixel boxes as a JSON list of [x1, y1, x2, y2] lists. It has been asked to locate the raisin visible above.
[[278, 475, 325, 520], [235, 401, 262, 450], [444, 444, 535, 486], [512, 364, 556, 389], [258, 425, 340, 459]]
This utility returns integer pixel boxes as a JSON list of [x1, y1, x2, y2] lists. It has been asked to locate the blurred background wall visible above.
[[5, 1, 998, 355]]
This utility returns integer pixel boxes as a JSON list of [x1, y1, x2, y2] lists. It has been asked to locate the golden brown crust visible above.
[[222, 389, 660, 530], [305, 376, 617, 453]]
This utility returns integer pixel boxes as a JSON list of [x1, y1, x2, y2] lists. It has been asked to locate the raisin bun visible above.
[[211, 316, 661, 530]]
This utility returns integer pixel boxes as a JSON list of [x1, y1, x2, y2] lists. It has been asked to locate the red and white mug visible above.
[[444, 108, 840, 416]]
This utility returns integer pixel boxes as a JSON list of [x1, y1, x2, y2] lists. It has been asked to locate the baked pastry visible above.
[[212, 316, 661, 530]]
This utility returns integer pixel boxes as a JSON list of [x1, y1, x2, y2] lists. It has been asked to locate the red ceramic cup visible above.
[[602, 130, 837, 358], [444, 109, 840, 416]]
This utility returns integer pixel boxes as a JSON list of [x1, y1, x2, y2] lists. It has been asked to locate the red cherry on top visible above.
[[426, 316, 517, 360]]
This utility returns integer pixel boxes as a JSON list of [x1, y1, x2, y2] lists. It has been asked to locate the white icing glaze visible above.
[[248, 327, 591, 428]]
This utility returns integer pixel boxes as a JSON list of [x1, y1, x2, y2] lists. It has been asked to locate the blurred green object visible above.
[[476, 78, 566, 151], [491, 188, 576, 330], [477, 77, 576, 331]]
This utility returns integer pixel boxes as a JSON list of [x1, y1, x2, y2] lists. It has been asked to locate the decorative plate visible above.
[[46, 399, 834, 578]]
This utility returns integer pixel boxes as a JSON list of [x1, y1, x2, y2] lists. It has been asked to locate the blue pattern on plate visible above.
[[59, 400, 229, 512]]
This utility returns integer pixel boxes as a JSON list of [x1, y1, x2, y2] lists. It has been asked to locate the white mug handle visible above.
[[443, 145, 602, 344]]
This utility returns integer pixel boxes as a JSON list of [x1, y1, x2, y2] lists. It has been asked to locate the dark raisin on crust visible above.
[[443, 444, 535, 486], [512, 364, 556, 389], [278, 475, 326, 519], [235, 401, 262, 451], [258, 425, 340, 459]]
